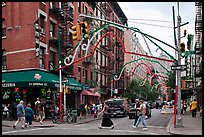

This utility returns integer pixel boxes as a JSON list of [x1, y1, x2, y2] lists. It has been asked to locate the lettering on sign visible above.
[[2, 83, 16, 87]]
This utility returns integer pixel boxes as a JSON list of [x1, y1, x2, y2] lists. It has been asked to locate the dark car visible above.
[[144, 101, 151, 118], [105, 98, 129, 117], [128, 102, 151, 119], [128, 103, 138, 119]]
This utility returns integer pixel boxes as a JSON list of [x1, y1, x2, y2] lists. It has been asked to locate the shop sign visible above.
[[2, 83, 16, 87], [28, 83, 47, 86]]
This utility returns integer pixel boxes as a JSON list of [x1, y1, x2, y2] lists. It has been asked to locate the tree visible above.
[[125, 78, 159, 102], [165, 71, 176, 101]]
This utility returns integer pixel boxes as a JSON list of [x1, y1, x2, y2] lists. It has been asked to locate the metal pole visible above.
[[64, 82, 66, 115], [176, 2, 183, 127], [172, 6, 177, 128], [59, 61, 63, 122], [111, 82, 113, 98]]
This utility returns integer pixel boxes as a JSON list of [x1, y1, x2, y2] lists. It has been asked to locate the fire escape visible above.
[[194, 2, 202, 79], [100, 2, 116, 97], [49, 2, 74, 75]]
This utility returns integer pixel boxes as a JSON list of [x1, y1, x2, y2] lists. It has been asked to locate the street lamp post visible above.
[[59, 61, 63, 122], [175, 2, 184, 127]]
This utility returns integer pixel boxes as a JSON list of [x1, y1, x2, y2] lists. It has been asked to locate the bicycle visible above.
[[51, 108, 77, 124], [66, 108, 77, 124]]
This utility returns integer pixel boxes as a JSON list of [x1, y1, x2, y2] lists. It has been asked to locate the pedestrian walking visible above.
[[25, 103, 34, 127], [183, 100, 188, 115], [35, 98, 45, 124], [79, 101, 86, 119], [190, 99, 198, 117], [132, 99, 147, 131], [133, 100, 140, 127], [13, 100, 26, 129], [34, 97, 40, 119], [199, 106, 202, 118], [93, 103, 98, 118], [98, 102, 114, 129]]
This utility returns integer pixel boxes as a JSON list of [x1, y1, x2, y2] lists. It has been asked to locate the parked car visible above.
[[128, 101, 151, 119], [105, 98, 129, 117], [147, 101, 155, 109], [128, 103, 136, 119], [155, 100, 163, 109]]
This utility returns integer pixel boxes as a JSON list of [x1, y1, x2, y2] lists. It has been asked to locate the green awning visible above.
[[66, 77, 82, 90], [2, 70, 60, 88]]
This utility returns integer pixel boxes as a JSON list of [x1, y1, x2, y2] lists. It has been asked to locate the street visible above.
[[2, 108, 172, 135]]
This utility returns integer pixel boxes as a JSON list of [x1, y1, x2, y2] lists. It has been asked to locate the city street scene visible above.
[[2, 2, 202, 135]]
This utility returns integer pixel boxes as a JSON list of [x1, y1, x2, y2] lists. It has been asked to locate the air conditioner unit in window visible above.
[[2, 66, 6, 70], [40, 64, 44, 68], [40, 28, 45, 34], [50, 31, 53, 38]]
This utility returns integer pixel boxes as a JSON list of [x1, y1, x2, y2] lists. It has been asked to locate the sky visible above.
[[118, 2, 196, 61]]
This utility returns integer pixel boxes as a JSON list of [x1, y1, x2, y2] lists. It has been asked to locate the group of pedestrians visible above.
[[79, 101, 102, 119], [12, 97, 45, 129]]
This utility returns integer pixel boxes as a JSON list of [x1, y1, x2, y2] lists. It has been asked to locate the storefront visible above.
[[2, 69, 60, 119], [65, 77, 82, 109], [80, 87, 100, 105]]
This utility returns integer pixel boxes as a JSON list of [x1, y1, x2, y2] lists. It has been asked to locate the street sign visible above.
[[171, 65, 187, 71]]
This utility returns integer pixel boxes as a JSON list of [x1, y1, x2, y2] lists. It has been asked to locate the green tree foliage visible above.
[[125, 78, 159, 102], [165, 71, 176, 100]]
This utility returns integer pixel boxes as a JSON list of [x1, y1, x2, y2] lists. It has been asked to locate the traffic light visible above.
[[180, 42, 186, 57], [187, 34, 193, 50], [80, 21, 90, 39], [71, 24, 81, 41]]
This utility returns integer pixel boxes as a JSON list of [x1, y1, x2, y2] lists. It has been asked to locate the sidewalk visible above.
[[2, 114, 103, 128], [166, 110, 202, 135]]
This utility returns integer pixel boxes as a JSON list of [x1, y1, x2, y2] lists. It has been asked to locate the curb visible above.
[[166, 116, 184, 135], [75, 117, 102, 125]]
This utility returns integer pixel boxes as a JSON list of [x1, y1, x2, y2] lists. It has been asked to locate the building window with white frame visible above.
[[50, 21, 55, 38], [39, 47, 45, 68], [2, 50, 6, 70], [50, 51, 55, 71], [2, 19, 6, 38]]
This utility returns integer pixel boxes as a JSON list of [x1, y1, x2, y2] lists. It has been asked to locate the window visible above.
[[2, 50, 6, 70], [50, 21, 55, 37], [82, 68, 85, 78], [69, 32, 73, 44], [59, 2, 61, 9], [82, 3, 84, 13], [50, 51, 55, 71], [69, 6, 73, 18], [96, 72, 98, 83], [78, 67, 81, 81], [90, 71, 93, 81], [85, 69, 88, 81], [96, 9, 98, 17], [2, 19, 6, 38], [85, 6, 88, 14], [40, 14, 45, 29], [96, 50, 98, 63], [78, 2, 81, 13], [50, 2, 55, 9], [100, 53, 103, 66], [39, 47, 45, 68]]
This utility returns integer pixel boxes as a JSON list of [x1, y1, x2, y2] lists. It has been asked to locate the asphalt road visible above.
[[2, 108, 173, 135]]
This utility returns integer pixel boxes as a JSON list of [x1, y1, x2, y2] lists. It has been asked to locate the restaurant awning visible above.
[[81, 90, 94, 96], [66, 77, 82, 90], [2, 69, 60, 88], [94, 92, 100, 97]]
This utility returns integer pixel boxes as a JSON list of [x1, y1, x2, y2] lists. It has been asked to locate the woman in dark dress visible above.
[[98, 102, 114, 129]]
